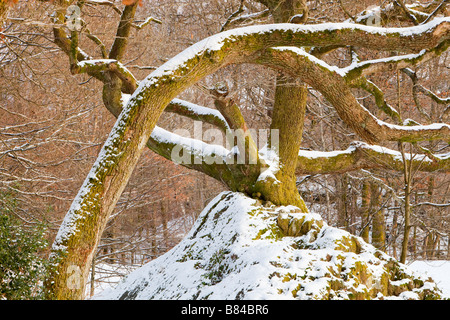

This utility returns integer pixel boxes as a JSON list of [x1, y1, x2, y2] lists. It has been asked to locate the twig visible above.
[[132, 16, 162, 30], [220, 0, 246, 32], [394, 0, 419, 25], [421, 0, 449, 25]]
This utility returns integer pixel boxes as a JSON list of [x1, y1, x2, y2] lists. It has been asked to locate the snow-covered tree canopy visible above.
[[37, 0, 450, 299]]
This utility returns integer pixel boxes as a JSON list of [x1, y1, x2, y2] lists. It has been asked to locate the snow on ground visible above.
[[90, 260, 450, 300], [408, 260, 450, 299]]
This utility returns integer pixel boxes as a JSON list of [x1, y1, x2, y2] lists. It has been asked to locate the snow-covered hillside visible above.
[[96, 192, 443, 300]]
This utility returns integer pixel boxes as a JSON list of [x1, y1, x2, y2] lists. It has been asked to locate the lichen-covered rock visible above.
[[95, 191, 442, 300]]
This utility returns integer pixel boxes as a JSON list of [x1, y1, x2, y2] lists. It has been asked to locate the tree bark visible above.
[[360, 181, 371, 242], [371, 184, 386, 252]]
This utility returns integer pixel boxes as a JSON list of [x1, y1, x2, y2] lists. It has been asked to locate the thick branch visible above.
[[262, 46, 450, 144], [295, 141, 450, 175], [343, 41, 449, 81], [402, 67, 450, 119], [109, 2, 139, 60], [164, 98, 230, 132], [394, 0, 419, 25]]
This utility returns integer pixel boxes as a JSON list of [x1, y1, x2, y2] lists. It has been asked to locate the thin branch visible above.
[[422, 0, 449, 25], [84, 0, 122, 15], [109, 2, 139, 61], [83, 26, 108, 58], [338, 0, 356, 22], [394, 0, 419, 25], [164, 98, 230, 132], [132, 16, 162, 30]]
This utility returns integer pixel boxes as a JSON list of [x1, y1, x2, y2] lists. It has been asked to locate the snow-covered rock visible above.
[[96, 192, 442, 300]]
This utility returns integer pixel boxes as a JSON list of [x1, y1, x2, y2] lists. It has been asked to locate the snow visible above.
[[92, 259, 450, 299], [94, 192, 444, 300], [408, 261, 450, 299]]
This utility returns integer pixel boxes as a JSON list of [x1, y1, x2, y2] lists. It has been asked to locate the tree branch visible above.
[[295, 141, 450, 175], [75, 59, 138, 94], [220, 0, 246, 32], [220, 9, 271, 31], [85, 0, 122, 15], [263, 45, 450, 144], [109, 2, 139, 61], [132, 16, 162, 30], [421, 0, 449, 25]]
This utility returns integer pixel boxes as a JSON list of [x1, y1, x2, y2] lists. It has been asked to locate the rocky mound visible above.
[[96, 191, 442, 300]]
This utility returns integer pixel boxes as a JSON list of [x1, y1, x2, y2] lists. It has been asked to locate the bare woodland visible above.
[[0, 0, 449, 299]]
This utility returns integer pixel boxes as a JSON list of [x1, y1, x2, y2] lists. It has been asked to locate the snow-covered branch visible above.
[[76, 59, 138, 93], [264, 45, 450, 144], [296, 141, 450, 175], [164, 98, 230, 132]]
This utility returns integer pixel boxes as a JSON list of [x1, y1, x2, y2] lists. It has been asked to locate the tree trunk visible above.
[[253, 0, 309, 210], [371, 184, 386, 252], [360, 181, 371, 242], [400, 143, 413, 264]]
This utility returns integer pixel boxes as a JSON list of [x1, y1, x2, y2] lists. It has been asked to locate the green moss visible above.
[[292, 284, 302, 298], [334, 235, 362, 253], [253, 222, 284, 241], [203, 249, 232, 285]]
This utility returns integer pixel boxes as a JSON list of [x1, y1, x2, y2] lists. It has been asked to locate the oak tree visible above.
[[35, 0, 449, 299]]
